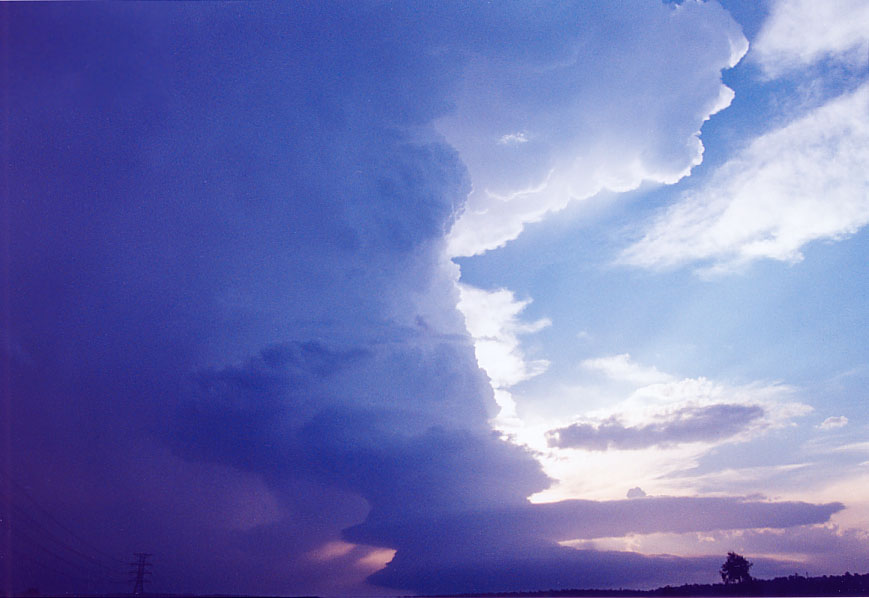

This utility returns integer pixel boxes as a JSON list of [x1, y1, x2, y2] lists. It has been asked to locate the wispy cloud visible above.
[[752, 0, 869, 78], [529, 354, 814, 503], [581, 353, 674, 386], [818, 416, 849, 430], [588, 371, 812, 431], [563, 524, 869, 575], [499, 131, 529, 145], [620, 83, 869, 274]]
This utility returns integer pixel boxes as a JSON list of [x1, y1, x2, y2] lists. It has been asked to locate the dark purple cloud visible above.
[[3, 4, 541, 594], [346, 497, 843, 546], [367, 546, 816, 595], [547, 404, 766, 450], [345, 497, 841, 593], [0, 3, 848, 596]]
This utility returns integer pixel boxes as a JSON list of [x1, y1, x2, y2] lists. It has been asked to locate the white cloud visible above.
[[499, 131, 529, 145], [571, 375, 812, 443], [620, 83, 869, 274], [441, 1, 747, 257], [832, 441, 869, 454], [457, 284, 550, 423], [818, 416, 849, 430], [581, 353, 674, 386], [529, 355, 813, 502], [752, 0, 869, 78]]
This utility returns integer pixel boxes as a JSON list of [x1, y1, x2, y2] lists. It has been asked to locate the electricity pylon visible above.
[[129, 552, 152, 595]]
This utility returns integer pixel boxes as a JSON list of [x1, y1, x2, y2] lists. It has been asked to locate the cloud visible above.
[[442, 0, 747, 257], [833, 441, 869, 454], [457, 284, 550, 427], [620, 83, 869, 274], [368, 548, 792, 594], [2, 3, 853, 597], [564, 524, 869, 577], [499, 132, 529, 145], [573, 357, 812, 432], [581, 353, 674, 386], [752, 0, 869, 78], [530, 366, 813, 503], [818, 416, 849, 430], [458, 285, 551, 390], [346, 496, 844, 549], [372, 546, 730, 594], [4, 4, 545, 594], [345, 496, 842, 593], [715, 525, 869, 572], [627, 487, 647, 499], [664, 462, 813, 493], [547, 404, 766, 451]]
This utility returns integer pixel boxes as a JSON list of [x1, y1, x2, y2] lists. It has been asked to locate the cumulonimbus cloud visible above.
[[346, 496, 844, 546], [345, 495, 843, 593], [442, 0, 747, 257], [3, 3, 850, 596]]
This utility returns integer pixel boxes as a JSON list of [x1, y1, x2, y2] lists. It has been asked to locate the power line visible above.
[[3, 501, 123, 577], [129, 552, 153, 596], [3, 523, 126, 586], [0, 468, 126, 565], [0, 511, 127, 586], [0, 468, 131, 591], [13, 551, 109, 586], [0, 470, 162, 595]]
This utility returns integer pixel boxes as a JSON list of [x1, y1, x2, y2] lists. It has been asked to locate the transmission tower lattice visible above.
[[129, 552, 153, 595]]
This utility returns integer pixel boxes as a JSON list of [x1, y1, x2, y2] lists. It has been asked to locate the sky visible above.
[[1, 1, 867, 596]]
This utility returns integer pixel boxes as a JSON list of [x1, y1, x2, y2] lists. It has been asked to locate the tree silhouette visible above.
[[720, 552, 753, 585]]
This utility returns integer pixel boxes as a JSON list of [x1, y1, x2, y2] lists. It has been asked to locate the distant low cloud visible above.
[[547, 404, 765, 451], [565, 524, 869, 578], [818, 415, 849, 430], [752, 0, 869, 78], [626, 487, 647, 499], [620, 83, 869, 274]]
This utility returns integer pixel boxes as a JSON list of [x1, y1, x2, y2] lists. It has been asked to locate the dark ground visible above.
[[435, 571, 869, 597], [14, 572, 869, 597]]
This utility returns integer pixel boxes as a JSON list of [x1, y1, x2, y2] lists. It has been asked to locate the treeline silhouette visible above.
[[446, 571, 869, 597]]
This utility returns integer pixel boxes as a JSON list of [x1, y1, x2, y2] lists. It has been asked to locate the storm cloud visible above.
[[1, 3, 850, 596], [347, 496, 842, 593]]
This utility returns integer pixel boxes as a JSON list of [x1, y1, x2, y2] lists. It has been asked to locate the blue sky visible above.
[[2, 1, 868, 596], [451, 0, 868, 576]]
